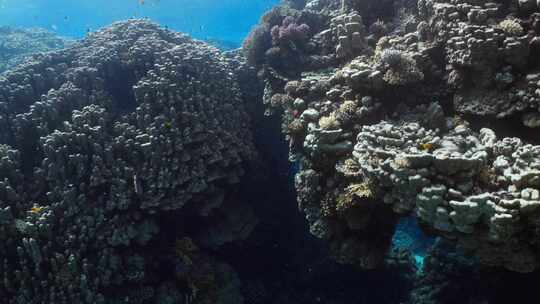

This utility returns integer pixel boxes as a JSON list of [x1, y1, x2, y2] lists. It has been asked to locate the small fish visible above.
[[64, 16, 69, 21], [133, 174, 142, 195], [51, 24, 58, 31], [139, 0, 159, 5]]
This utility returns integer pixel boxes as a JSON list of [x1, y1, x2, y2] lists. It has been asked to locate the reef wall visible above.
[[245, 0, 540, 273]]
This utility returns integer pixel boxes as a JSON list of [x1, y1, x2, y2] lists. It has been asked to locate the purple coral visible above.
[[271, 17, 311, 46], [282, 16, 295, 27]]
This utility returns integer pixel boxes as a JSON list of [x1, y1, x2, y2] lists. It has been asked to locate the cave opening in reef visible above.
[[391, 216, 436, 270]]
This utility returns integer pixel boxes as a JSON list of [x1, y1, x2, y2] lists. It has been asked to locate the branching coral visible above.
[[265, 15, 312, 70], [336, 157, 363, 177], [271, 16, 311, 47], [380, 48, 408, 68], [378, 49, 424, 85], [242, 6, 308, 70], [243, 24, 272, 66], [336, 100, 358, 124]]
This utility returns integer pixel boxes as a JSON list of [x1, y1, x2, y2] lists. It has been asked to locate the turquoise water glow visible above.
[[392, 217, 435, 270], [0, 0, 278, 46]]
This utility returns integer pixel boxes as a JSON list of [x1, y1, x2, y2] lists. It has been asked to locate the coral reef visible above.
[[0, 26, 72, 74], [354, 105, 540, 272], [248, 0, 540, 273], [3, 0, 540, 302], [427, 0, 538, 123], [0, 20, 257, 303]]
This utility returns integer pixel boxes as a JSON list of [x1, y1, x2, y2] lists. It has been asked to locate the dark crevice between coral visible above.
[[211, 77, 415, 302], [410, 238, 540, 304], [464, 113, 540, 144], [104, 64, 139, 116], [18, 125, 41, 176], [353, 0, 397, 26]]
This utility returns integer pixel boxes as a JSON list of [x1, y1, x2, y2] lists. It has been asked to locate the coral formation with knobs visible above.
[[0, 20, 257, 303]]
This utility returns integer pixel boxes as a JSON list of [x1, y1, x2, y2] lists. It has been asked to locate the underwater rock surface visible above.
[[0, 26, 72, 74], [0, 20, 257, 303], [246, 0, 540, 273]]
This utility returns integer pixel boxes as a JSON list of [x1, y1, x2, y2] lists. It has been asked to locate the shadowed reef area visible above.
[[1, 0, 540, 303]]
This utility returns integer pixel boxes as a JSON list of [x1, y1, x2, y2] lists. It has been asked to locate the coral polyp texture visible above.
[[246, 0, 540, 273], [0, 20, 256, 303]]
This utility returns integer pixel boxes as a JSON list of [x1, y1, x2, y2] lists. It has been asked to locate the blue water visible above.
[[392, 217, 435, 270], [0, 0, 278, 47]]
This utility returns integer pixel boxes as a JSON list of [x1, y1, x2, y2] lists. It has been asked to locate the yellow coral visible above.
[[321, 193, 337, 218], [419, 142, 434, 151], [498, 19, 523, 36], [29, 205, 44, 214], [338, 158, 363, 177], [347, 182, 374, 199], [319, 113, 341, 130], [336, 182, 374, 213], [382, 61, 424, 85], [339, 100, 357, 114], [393, 157, 411, 169]]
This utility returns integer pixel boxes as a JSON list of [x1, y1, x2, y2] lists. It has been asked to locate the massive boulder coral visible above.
[[0, 20, 257, 303]]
